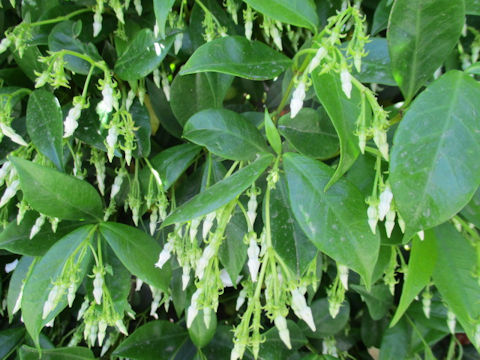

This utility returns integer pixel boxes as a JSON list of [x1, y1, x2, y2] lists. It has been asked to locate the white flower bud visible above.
[[0, 37, 11, 54], [134, 0, 142, 15], [329, 300, 341, 319], [447, 310, 456, 334], [0, 179, 19, 208], [0, 123, 28, 146], [307, 47, 327, 73], [417, 230, 424, 241], [29, 214, 46, 239], [155, 241, 173, 269], [378, 185, 393, 221], [236, 289, 246, 311], [187, 290, 201, 328], [162, 72, 171, 101], [202, 212, 216, 239], [63, 103, 82, 138], [0, 161, 12, 186], [338, 264, 349, 290], [12, 282, 24, 315], [274, 315, 291, 349], [189, 218, 201, 243], [153, 69, 161, 88], [196, 243, 215, 279], [149, 208, 158, 236], [135, 278, 143, 291], [270, 25, 282, 51], [93, 271, 104, 304], [373, 128, 389, 160], [4, 259, 18, 273], [97, 83, 114, 116], [106, 126, 118, 162], [291, 288, 316, 331], [93, 12, 102, 37], [385, 208, 396, 238], [182, 266, 190, 290], [220, 268, 235, 287], [231, 342, 246, 360], [35, 72, 50, 88], [110, 171, 124, 200], [247, 194, 257, 229], [398, 214, 406, 233], [174, 33, 183, 55], [290, 81, 306, 118], [67, 282, 76, 307], [126, 89, 135, 110], [367, 205, 378, 234], [340, 67, 352, 99], [247, 236, 260, 282], [77, 298, 89, 320], [422, 291, 431, 318], [43, 284, 62, 319], [98, 319, 107, 346], [115, 319, 128, 335]]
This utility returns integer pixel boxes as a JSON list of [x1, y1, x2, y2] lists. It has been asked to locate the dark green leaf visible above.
[[183, 108, 269, 161], [170, 72, 233, 126], [0, 327, 25, 359], [10, 157, 103, 221], [284, 153, 380, 287], [312, 71, 363, 189], [379, 318, 409, 360], [22, 225, 95, 346], [153, 0, 176, 38], [371, 0, 392, 35], [433, 223, 480, 350], [264, 110, 282, 155], [269, 175, 317, 277], [130, 99, 151, 159], [390, 71, 480, 240], [387, 0, 465, 102], [48, 20, 102, 75], [351, 284, 393, 321], [12, 46, 46, 82], [299, 298, 350, 338], [163, 154, 274, 226], [180, 36, 292, 81], [113, 320, 188, 360], [100, 222, 170, 292], [243, 0, 318, 31], [391, 232, 437, 326], [26, 90, 63, 170], [188, 309, 217, 348], [278, 108, 339, 160], [115, 29, 174, 81], [18, 345, 95, 360]]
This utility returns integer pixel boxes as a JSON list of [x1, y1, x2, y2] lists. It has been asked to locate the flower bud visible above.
[[155, 241, 174, 269], [340, 67, 352, 99], [174, 33, 183, 55], [202, 212, 216, 239], [5, 259, 18, 273], [115, 319, 128, 335], [63, 103, 82, 138], [274, 315, 291, 349], [290, 81, 306, 118], [0, 123, 28, 146], [187, 290, 201, 328], [93, 271, 104, 304], [447, 310, 456, 334], [236, 289, 246, 311], [29, 214, 46, 239], [307, 46, 327, 73], [98, 319, 107, 346], [247, 236, 260, 282], [367, 205, 378, 234], [291, 288, 316, 331], [93, 11, 102, 37], [0, 37, 11, 54], [385, 208, 396, 238]]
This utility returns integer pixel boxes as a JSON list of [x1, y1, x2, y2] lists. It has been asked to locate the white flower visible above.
[[106, 126, 118, 162], [378, 184, 393, 220], [274, 315, 291, 349], [29, 214, 45, 239], [447, 310, 456, 334], [135, 278, 143, 291], [182, 266, 190, 290], [291, 288, 316, 331], [110, 170, 125, 200], [338, 264, 349, 290], [150, 287, 162, 319], [63, 103, 82, 138], [77, 298, 89, 320], [290, 81, 306, 118], [149, 208, 158, 236], [373, 128, 389, 160], [115, 319, 128, 335], [93, 271, 104, 304], [307, 47, 327, 73], [0, 179, 19, 208], [417, 230, 424, 241], [93, 12, 102, 37], [98, 320, 108, 346], [329, 299, 341, 319], [97, 83, 115, 115], [0, 161, 12, 185], [220, 268, 234, 287], [236, 289, 247, 311], [0, 123, 28, 146], [174, 33, 183, 55], [4, 259, 18, 273], [247, 236, 260, 282], [398, 214, 406, 233], [189, 218, 201, 243], [202, 212, 216, 239], [271, 25, 282, 51], [126, 89, 135, 110], [12, 282, 24, 315], [231, 342, 246, 360], [67, 282, 76, 307], [196, 243, 215, 279], [34, 72, 49, 88], [134, 0, 142, 15], [247, 190, 258, 228], [385, 208, 396, 238], [367, 205, 378, 234], [155, 241, 173, 269], [43, 284, 62, 319], [187, 289, 201, 328], [340, 67, 352, 99], [0, 37, 11, 53]]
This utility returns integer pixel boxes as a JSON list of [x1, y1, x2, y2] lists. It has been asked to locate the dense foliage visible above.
[[1, 0, 480, 359]]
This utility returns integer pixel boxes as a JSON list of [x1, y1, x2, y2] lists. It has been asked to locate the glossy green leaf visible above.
[[188, 309, 217, 348], [379, 318, 409, 360], [163, 154, 274, 226], [100, 222, 170, 292], [12, 46, 46, 82], [0, 327, 25, 359], [104, 244, 131, 314], [465, 62, 480, 75], [278, 108, 339, 160], [130, 99, 152, 159], [264, 110, 282, 155], [391, 232, 437, 327], [183, 108, 269, 161], [371, 0, 392, 35], [22, 225, 95, 346], [243, 0, 318, 31], [170, 72, 233, 126], [351, 284, 393, 321], [390, 71, 480, 240], [7, 256, 34, 320], [26, 90, 63, 171], [18, 345, 95, 360], [258, 321, 308, 359], [269, 175, 317, 277], [180, 36, 292, 81], [114, 29, 174, 81], [299, 298, 350, 338], [148, 143, 201, 190], [433, 223, 480, 350], [10, 157, 103, 221], [48, 20, 102, 75], [387, 0, 465, 102], [312, 71, 363, 189], [113, 320, 188, 360], [466, 0, 480, 14], [284, 153, 380, 287], [0, 211, 82, 256], [153, 0, 176, 38]]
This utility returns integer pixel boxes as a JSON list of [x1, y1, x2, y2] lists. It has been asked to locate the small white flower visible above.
[[12, 282, 24, 315], [98, 320, 108, 346], [189, 218, 201, 243], [134, 0, 142, 15], [220, 268, 234, 287], [307, 47, 327, 73], [290, 81, 306, 118], [110, 170, 125, 200], [270, 25, 282, 51], [43, 284, 62, 319], [77, 298, 89, 320], [196, 243, 215, 279], [0, 179, 19, 208], [97, 83, 115, 116], [385, 208, 396, 238], [247, 191, 258, 229], [291, 288, 316, 331], [149, 208, 158, 236], [155, 241, 173, 269], [245, 19, 253, 40], [236, 289, 247, 311], [4, 259, 18, 273], [231, 342, 246, 360], [115, 319, 128, 335], [106, 126, 118, 162], [0, 161, 12, 185], [417, 230, 424, 241], [93, 271, 104, 304], [174, 33, 183, 54], [447, 310, 456, 334], [0, 37, 11, 53], [378, 184, 393, 220], [274, 315, 291, 349], [247, 236, 260, 282], [182, 266, 190, 290], [338, 264, 349, 290], [0, 123, 28, 146], [67, 282, 76, 307], [135, 278, 143, 292], [30, 214, 46, 239], [93, 12, 102, 37], [398, 214, 406, 233], [126, 89, 135, 110], [63, 102, 82, 138], [367, 205, 378, 234], [34, 72, 50, 88], [202, 212, 216, 239], [187, 290, 201, 328], [340, 67, 352, 99]]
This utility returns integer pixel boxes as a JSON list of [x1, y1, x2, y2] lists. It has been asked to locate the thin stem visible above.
[[195, 0, 222, 28], [81, 65, 95, 99], [29, 8, 91, 27]]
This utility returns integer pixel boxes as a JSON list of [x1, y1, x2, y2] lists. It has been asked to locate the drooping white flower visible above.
[[189, 218, 201, 243], [97, 83, 115, 116], [385, 208, 396, 238], [29, 214, 46, 239], [447, 310, 456, 334], [0, 37, 11, 54], [398, 214, 406, 233], [340, 67, 352, 99], [231, 342, 246, 360], [247, 236, 260, 282], [115, 319, 128, 335], [12, 282, 24, 315], [422, 291, 431, 318], [98, 320, 108, 346], [106, 126, 118, 162], [202, 212, 216, 239], [274, 315, 291, 349], [43, 284, 62, 319], [63, 102, 82, 138], [338, 264, 349, 290], [0, 123, 27, 146], [67, 282, 76, 307], [290, 81, 306, 119], [291, 288, 316, 331], [247, 189, 258, 229], [270, 25, 282, 51], [0, 161, 12, 186], [187, 289, 201, 328], [367, 205, 378, 234], [174, 33, 183, 54], [126, 89, 135, 110], [182, 265, 190, 290], [0, 179, 19, 208], [135, 278, 143, 292], [236, 289, 247, 311], [77, 298, 89, 320], [373, 128, 389, 160], [155, 241, 174, 269], [5, 259, 18, 273], [307, 46, 327, 73], [93, 11, 102, 37], [378, 184, 393, 220], [93, 271, 104, 304], [110, 170, 125, 200], [149, 208, 158, 236], [220, 268, 240, 288], [196, 243, 215, 279]]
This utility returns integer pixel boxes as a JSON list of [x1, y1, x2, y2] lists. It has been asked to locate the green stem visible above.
[[195, 0, 222, 28], [81, 65, 95, 99], [29, 8, 91, 27]]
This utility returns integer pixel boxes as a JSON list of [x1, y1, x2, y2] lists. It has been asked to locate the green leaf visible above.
[[153, 0, 176, 38], [183, 108, 270, 161], [7, 256, 34, 320], [130, 99, 151, 159], [113, 320, 188, 360], [188, 309, 217, 348], [22, 225, 95, 346], [264, 110, 282, 155], [114, 29, 174, 81], [433, 223, 480, 350], [278, 108, 339, 160], [179, 36, 292, 81], [466, 0, 480, 14], [163, 154, 274, 226], [351, 284, 393, 321], [18, 345, 95, 360], [389, 71, 480, 240], [269, 175, 317, 277], [10, 157, 103, 221], [299, 298, 350, 338], [26, 90, 63, 171], [48, 20, 102, 75], [379, 318, 409, 360], [312, 71, 363, 190], [100, 222, 171, 292], [243, 0, 318, 32], [461, 187, 480, 228], [12, 46, 46, 82], [0, 327, 25, 359], [371, 0, 392, 35], [258, 321, 308, 359], [170, 72, 233, 126], [0, 211, 83, 256], [147, 143, 201, 190], [387, 0, 465, 102], [284, 153, 380, 287], [390, 232, 437, 327]]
